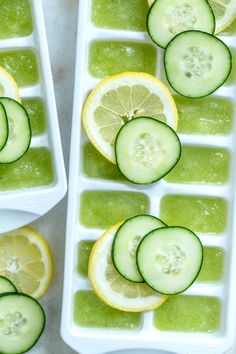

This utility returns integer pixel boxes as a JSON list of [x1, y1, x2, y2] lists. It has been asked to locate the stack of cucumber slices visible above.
[[0, 276, 45, 354], [147, 0, 232, 98], [89, 215, 203, 312], [0, 66, 32, 164]]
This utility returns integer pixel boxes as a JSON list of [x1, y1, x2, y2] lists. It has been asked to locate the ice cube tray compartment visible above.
[[61, 1, 236, 353], [0, 0, 66, 232]]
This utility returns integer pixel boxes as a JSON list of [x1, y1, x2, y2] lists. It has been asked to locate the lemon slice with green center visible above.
[[0, 66, 20, 102], [83, 72, 178, 163], [147, 0, 236, 34], [0, 227, 53, 299], [88, 222, 168, 312]]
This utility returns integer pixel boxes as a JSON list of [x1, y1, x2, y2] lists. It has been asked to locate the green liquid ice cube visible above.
[[0, 0, 33, 39], [89, 41, 157, 79], [74, 290, 141, 329], [83, 143, 123, 181], [154, 296, 221, 332], [80, 191, 149, 229], [165, 146, 230, 184], [92, 0, 149, 31], [175, 96, 233, 135], [22, 98, 46, 136], [0, 50, 39, 87], [225, 49, 235, 86], [0, 148, 54, 191], [160, 195, 227, 234], [77, 240, 95, 277], [197, 248, 224, 282]]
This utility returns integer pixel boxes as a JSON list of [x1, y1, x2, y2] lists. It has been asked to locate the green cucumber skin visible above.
[[0, 293, 46, 354], [164, 30, 232, 99], [0, 97, 32, 164], [115, 117, 182, 185], [136, 226, 204, 295], [0, 103, 8, 152], [146, 0, 216, 49], [111, 214, 167, 283], [0, 276, 17, 293]]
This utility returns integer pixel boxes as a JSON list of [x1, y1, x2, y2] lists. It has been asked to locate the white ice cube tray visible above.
[[0, 0, 67, 232], [61, 1, 236, 353]]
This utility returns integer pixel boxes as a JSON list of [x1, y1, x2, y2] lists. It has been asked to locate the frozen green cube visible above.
[[197, 248, 224, 282], [22, 98, 46, 136], [175, 96, 233, 135], [154, 296, 221, 332], [74, 290, 141, 329], [0, 50, 39, 87], [89, 41, 157, 79], [80, 191, 149, 229], [77, 240, 95, 277], [92, 0, 149, 31], [160, 195, 227, 234], [0, 0, 33, 39], [0, 148, 54, 191], [165, 146, 230, 184]]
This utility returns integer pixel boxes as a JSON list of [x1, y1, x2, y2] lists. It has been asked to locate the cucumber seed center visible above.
[[129, 235, 142, 257], [133, 133, 165, 167], [182, 46, 213, 80], [0, 311, 27, 336], [166, 4, 197, 34], [155, 245, 186, 275]]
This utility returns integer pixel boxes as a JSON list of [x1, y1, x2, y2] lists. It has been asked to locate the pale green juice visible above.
[[160, 195, 227, 233], [165, 146, 230, 184], [89, 41, 157, 79], [0, 148, 54, 190], [0, 0, 33, 39], [154, 296, 221, 332], [175, 96, 233, 135], [74, 290, 141, 329], [80, 191, 149, 229], [92, 0, 149, 31], [22, 98, 46, 136], [0, 50, 39, 87]]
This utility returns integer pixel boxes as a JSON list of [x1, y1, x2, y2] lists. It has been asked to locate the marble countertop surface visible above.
[[28, 1, 235, 353]]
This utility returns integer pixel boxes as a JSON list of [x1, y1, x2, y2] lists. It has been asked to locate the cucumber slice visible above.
[[147, 0, 215, 48], [0, 98, 31, 163], [112, 215, 167, 282], [115, 117, 181, 184], [0, 102, 8, 151], [0, 276, 17, 293], [137, 227, 203, 295], [164, 30, 232, 98], [0, 293, 45, 354]]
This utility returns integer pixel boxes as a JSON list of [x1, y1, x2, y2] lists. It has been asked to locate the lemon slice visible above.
[[0, 227, 53, 299], [208, 0, 236, 33], [82, 72, 178, 163], [88, 223, 168, 312], [147, 0, 236, 34], [0, 66, 20, 102]]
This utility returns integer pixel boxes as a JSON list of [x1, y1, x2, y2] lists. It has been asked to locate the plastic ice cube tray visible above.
[[61, 1, 236, 353], [0, 0, 67, 232]]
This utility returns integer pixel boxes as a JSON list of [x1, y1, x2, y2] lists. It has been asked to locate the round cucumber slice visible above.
[[137, 227, 203, 295], [0, 102, 8, 152], [0, 98, 31, 163], [115, 117, 181, 184], [147, 0, 215, 48], [0, 276, 17, 294], [0, 293, 45, 354], [164, 30, 232, 98], [112, 215, 167, 283]]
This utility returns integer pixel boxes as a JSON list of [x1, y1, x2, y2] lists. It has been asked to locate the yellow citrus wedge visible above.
[[147, 0, 236, 34], [0, 66, 21, 102], [0, 226, 53, 298], [88, 222, 168, 312], [82, 72, 178, 163]]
